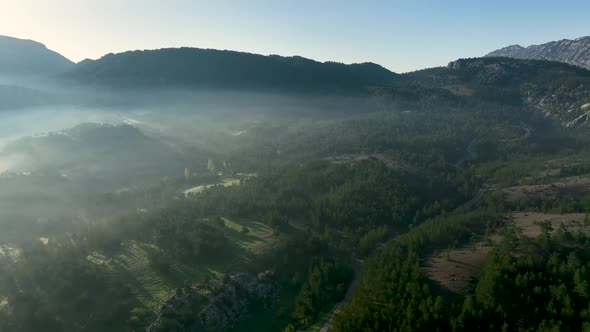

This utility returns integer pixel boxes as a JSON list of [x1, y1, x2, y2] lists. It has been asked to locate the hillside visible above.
[[0, 35, 74, 77], [64, 48, 398, 93], [406, 57, 590, 126], [486, 36, 590, 70], [0, 123, 191, 189]]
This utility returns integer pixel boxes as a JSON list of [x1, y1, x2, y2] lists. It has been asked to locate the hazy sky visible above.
[[1, 0, 589, 72]]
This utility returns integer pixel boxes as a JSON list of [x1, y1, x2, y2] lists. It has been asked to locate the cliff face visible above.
[[486, 37, 590, 70]]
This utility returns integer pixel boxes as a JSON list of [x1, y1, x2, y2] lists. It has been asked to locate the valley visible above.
[[1, 27, 590, 332]]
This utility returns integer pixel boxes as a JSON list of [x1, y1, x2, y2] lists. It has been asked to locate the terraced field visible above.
[[113, 243, 176, 307], [222, 218, 276, 255], [87, 217, 276, 309]]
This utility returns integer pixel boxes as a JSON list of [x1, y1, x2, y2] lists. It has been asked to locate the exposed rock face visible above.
[[486, 37, 590, 70], [524, 83, 590, 127], [445, 58, 590, 127], [148, 272, 277, 332]]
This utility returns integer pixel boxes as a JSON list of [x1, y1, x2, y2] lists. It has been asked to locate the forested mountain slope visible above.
[[63, 48, 398, 93], [406, 57, 590, 126]]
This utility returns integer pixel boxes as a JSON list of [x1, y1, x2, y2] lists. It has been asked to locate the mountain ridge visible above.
[[406, 57, 590, 126], [486, 36, 590, 70], [0, 35, 74, 77], [62, 47, 399, 93]]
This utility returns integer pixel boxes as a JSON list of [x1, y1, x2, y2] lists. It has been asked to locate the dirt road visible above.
[[318, 261, 362, 332]]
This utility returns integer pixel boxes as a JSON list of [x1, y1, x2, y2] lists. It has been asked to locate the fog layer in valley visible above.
[[5, 31, 590, 332], [0, 82, 369, 245]]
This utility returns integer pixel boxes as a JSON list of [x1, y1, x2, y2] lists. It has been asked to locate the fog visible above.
[[0, 107, 119, 146], [0, 81, 372, 247]]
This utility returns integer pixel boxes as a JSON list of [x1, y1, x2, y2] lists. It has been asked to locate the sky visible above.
[[1, 0, 589, 73]]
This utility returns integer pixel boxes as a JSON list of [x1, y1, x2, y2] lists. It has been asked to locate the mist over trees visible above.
[[1, 32, 590, 332]]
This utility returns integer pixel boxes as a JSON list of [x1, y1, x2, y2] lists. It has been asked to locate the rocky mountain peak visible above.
[[486, 37, 590, 70]]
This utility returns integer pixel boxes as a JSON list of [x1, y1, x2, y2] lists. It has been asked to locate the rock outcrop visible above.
[[148, 272, 277, 332]]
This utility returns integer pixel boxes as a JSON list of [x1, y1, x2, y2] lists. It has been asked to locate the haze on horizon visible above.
[[1, 0, 589, 72]]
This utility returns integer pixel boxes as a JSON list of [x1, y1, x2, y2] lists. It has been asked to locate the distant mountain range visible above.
[[2, 34, 590, 126], [0, 35, 74, 77], [486, 37, 590, 70], [64, 48, 398, 93]]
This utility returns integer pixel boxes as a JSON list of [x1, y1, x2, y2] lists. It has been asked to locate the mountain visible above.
[[486, 37, 590, 70], [64, 48, 398, 93], [406, 57, 590, 126], [0, 35, 74, 77]]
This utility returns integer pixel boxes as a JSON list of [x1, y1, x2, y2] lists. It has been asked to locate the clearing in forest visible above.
[[511, 211, 587, 237], [422, 211, 588, 296], [421, 234, 501, 295], [504, 175, 590, 202]]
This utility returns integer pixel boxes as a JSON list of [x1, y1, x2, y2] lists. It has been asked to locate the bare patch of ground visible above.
[[504, 175, 590, 202], [423, 212, 588, 295], [422, 234, 501, 295], [516, 159, 586, 185], [511, 211, 587, 237]]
